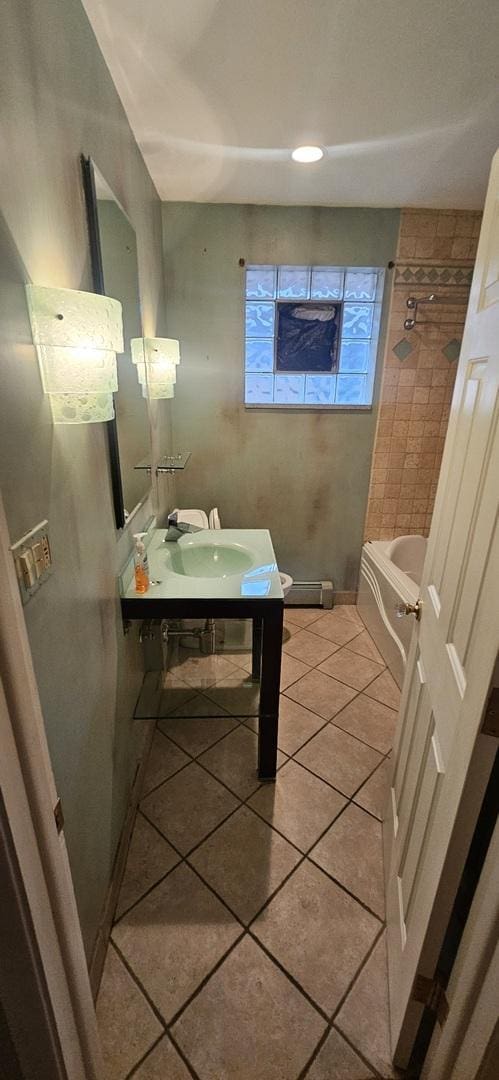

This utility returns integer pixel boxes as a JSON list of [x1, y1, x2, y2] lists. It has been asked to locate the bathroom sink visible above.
[[167, 540, 254, 578], [120, 528, 283, 600]]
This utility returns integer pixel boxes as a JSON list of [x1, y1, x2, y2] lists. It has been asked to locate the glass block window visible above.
[[244, 265, 384, 407]]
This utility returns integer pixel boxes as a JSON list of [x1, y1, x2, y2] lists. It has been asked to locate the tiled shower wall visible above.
[[364, 208, 481, 541]]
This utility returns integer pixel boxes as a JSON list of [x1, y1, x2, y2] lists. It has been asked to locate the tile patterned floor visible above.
[[97, 608, 402, 1080]]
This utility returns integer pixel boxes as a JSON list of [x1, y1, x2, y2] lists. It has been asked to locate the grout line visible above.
[[105, 613, 396, 1078], [296, 1025, 332, 1080], [330, 922, 386, 1026], [245, 928, 331, 1023], [140, 795, 243, 862], [157, 714, 241, 761], [167, 1030, 203, 1080], [139, 754, 195, 801], [124, 1033, 164, 1079], [109, 938, 169, 1030], [331, 1023, 387, 1080], [165, 929, 246, 1030]]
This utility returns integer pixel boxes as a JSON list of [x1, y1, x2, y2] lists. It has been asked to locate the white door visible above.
[[385, 150, 499, 1067]]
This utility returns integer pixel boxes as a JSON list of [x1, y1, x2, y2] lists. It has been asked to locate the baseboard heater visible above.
[[286, 580, 333, 609]]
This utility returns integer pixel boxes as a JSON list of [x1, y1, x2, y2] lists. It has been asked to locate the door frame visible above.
[[0, 490, 103, 1078], [423, 802, 499, 1079]]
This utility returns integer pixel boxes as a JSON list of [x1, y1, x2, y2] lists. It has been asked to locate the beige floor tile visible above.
[[282, 618, 300, 641], [346, 629, 385, 666], [115, 813, 180, 920], [133, 1036, 192, 1079], [96, 946, 162, 1080], [141, 731, 190, 797], [364, 669, 401, 711], [310, 804, 385, 918], [333, 605, 364, 629], [204, 673, 260, 716], [172, 935, 326, 1080], [276, 695, 327, 756], [284, 669, 358, 720], [296, 725, 382, 797], [190, 805, 301, 923], [158, 675, 199, 718], [199, 725, 276, 799], [169, 652, 239, 689], [332, 693, 398, 754], [140, 761, 239, 854], [253, 861, 380, 1015], [219, 649, 252, 672], [159, 707, 238, 757], [309, 611, 363, 646], [318, 647, 385, 691], [283, 628, 340, 666], [112, 863, 241, 1024], [279, 652, 312, 690], [305, 1028, 375, 1079], [248, 759, 347, 852], [284, 607, 324, 628], [336, 933, 398, 1078], [354, 757, 392, 820], [136, 671, 196, 720]]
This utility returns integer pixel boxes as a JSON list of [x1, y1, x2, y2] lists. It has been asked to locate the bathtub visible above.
[[357, 535, 427, 688]]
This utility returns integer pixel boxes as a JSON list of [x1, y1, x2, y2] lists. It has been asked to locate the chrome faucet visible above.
[[164, 511, 204, 542]]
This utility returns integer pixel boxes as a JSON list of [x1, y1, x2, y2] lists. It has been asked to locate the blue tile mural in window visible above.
[[305, 375, 336, 405], [277, 266, 310, 298], [274, 374, 306, 404], [276, 302, 340, 373], [245, 339, 274, 372], [245, 302, 275, 337], [246, 266, 277, 299], [244, 265, 382, 406], [311, 268, 344, 299], [245, 373, 274, 404], [339, 340, 370, 372]]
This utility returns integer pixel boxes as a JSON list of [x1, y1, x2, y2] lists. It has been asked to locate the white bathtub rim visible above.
[[363, 540, 420, 603]]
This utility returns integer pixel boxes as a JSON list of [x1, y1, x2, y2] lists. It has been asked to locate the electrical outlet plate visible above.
[[11, 520, 52, 605]]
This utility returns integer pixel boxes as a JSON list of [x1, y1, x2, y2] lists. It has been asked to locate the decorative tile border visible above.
[[394, 264, 473, 287]]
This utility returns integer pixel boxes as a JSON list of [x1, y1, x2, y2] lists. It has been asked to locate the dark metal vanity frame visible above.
[[120, 595, 283, 779]]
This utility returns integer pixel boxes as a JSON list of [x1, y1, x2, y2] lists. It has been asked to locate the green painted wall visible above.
[[0, 0, 168, 954], [163, 204, 400, 590]]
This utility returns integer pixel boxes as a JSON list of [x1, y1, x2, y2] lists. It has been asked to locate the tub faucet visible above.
[[164, 511, 204, 542]]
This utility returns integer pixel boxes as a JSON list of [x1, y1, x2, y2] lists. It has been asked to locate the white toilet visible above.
[[208, 508, 293, 597]]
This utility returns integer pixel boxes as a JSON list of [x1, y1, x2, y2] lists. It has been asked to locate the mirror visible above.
[[81, 157, 151, 528]]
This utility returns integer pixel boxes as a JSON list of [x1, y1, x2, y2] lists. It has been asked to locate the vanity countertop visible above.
[[120, 528, 283, 603]]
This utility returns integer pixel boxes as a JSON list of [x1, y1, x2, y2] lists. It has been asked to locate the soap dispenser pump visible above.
[[133, 533, 150, 594]]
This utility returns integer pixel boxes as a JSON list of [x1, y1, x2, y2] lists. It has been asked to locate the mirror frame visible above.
[[81, 154, 127, 529]]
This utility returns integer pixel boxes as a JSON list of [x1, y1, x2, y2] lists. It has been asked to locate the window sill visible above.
[[243, 403, 373, 412]]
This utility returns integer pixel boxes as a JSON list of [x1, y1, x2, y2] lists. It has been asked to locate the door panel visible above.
[[385, 150, 499, 1066]]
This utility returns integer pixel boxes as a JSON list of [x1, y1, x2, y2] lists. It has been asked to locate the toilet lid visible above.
[[174, 508, 209, 529], [209, 507, 221, 529]]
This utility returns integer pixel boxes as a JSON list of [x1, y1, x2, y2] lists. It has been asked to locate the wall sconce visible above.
[[25, 284, 123, 423], [131, 337, 180, 400]]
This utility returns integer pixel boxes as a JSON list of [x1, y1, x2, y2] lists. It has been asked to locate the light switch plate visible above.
[[11, 520, 52, 604]]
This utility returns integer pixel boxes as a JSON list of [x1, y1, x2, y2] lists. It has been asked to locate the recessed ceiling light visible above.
[[291, 145, 324, 164]]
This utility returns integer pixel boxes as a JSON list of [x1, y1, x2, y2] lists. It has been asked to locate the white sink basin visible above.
[[167, 540, 254, 579]]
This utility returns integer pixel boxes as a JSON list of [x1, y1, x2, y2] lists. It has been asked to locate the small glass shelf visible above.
[[134, 450, 191, 474]]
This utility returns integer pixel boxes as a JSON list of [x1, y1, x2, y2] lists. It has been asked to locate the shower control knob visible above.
[[395, 600, 422, 621]]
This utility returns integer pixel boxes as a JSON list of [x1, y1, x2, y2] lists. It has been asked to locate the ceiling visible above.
[[82, 0, 499, 208]]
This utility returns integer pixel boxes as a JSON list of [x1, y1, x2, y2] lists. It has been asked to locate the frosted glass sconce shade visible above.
[[131, 337, 180, 400], [25, 284, 123, 424]]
